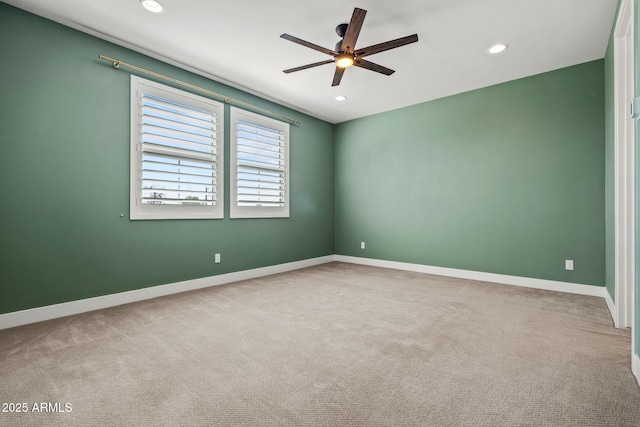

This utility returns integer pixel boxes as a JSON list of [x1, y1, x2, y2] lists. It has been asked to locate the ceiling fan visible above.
[[280, 7, 418, 86]]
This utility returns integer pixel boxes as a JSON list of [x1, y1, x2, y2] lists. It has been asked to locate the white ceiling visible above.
[[5, 0, 618, 124]]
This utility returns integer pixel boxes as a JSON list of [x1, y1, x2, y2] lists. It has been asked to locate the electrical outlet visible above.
[[565, 260, 574, 271], [361, 242, 365, 249], [215, 253, 221, 264]]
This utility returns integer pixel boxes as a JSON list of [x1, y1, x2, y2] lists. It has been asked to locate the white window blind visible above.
[[141, 94, 217, 205], [131, 76, 224, 220], [230, 107, 289, 218]]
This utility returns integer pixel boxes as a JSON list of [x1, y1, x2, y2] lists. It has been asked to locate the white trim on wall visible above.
[[335, 256, 607, 298], [0, 255, 610, 331], [634, 353, 640, 387], [613, 0, 636, 330], [0, 256, 334, 330], [604, 288, 616, 323]]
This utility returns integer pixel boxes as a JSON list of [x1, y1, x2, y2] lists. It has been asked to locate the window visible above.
[[230, 107, 290, 218], [130, 76, 223, 220]]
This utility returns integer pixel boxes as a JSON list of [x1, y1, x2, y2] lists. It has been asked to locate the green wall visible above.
[[0, 3, 335, 314], [335, 61, 605, 286], [0, 3, 613, 320]]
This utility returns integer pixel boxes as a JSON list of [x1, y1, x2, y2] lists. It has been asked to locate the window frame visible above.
[[230, 107, 290, 219], [130, 75, 224, 220]]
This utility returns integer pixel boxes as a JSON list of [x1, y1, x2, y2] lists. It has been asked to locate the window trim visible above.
[[130, 75, 224, 220], [230, 107, 290, 219]]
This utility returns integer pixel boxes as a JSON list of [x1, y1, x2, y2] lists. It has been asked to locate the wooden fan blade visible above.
[[340, 8, 367, 53], [283, 59, 335, 74], [280, 33, 338, 57], [354, 34, 418, 58], [353, 59, 395, 76], [332, 67, 346, 86]]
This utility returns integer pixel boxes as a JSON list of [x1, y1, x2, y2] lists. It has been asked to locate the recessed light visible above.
[[141, 0, 164, 13], [335, 95, 347, 101], [488, 43, 508, 54]]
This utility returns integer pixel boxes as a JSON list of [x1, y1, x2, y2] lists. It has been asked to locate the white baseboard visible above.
[[634, 353, 640, 387], [334, 255, 608, 298], [0, 254, 611, 331], [0, 255, 335, 330], [604, 288, 616, 324]]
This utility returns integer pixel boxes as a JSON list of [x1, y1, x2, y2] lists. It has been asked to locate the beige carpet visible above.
[[0, 262, 638, 426]]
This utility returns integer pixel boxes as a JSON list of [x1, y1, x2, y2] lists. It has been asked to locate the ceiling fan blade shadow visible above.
[[340, 8, 367, 53], [354, 34, 418, 58], [332, 67, 346, 86], [283, 59, 335, 73], [280, 33, 338, 57], [353, 59, 395, 75]]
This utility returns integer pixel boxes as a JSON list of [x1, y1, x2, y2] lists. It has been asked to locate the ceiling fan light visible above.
[[141, 0, 164, 13], [336, 55, 354, 68], [335, 95, 347, 101]]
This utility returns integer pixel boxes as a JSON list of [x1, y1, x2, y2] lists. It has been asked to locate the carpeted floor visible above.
[[0, 262, 638, 426]]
